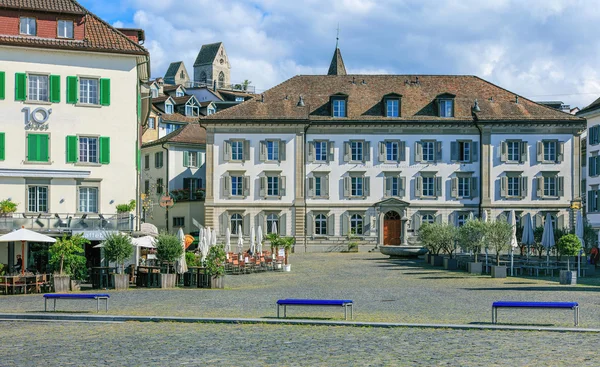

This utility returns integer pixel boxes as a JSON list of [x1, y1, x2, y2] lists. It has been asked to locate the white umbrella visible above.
[[257, 226, 263, 254], [272, 222, 278, 236], [0, 228, 56, 274], [200, 235, 208, 263], [575, 210, 585, 276], [236, 225, 244, 254], [481, 210, 488, 271], [176, 228, 188, 274], [198, 228, 205, 253], [541, 213, 555, 267], [508, 210, 519, 276], [212, 228, 217, 247], [205, 227, 212, 248], [250, 227, 256, 254], [521, 213, 535, 259], [225, 227, 231, 253], [132, 236, 156, 248]]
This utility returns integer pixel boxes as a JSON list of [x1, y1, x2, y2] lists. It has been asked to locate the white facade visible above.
[[583, 108, 600, 228]]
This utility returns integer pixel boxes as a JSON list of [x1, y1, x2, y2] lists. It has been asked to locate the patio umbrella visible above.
[[541, 213, 555, 267], [236, 225, 244, 254], [225, 227, 231, 253], [212, 228, 217, 247], [575, 210, 585, 277], [200, 235, 208, 263], [197, 228, 205, 253], [257, 226, 263, 254], [508, 210, 519, 276], [521, 213, 535, 259], [176, 228, 188, 274], [132, 236, 156, 248], [250, 227, 256, 254], [205, 227, 212, 248], [0, 227, 56, 274]]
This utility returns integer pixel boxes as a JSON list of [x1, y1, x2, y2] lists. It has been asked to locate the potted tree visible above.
[[0, 199, 17, 231], [116, 199, 136, 214], [418, 223, 443, 266], [155, 232, 182, 288], [458, 219, 487, 274], [267, 233, 283, 268], [48, 234, 89, 292], [437, 224, 458, 270], [557, 234, 582, 285], [205, 244, 226, 289], [280, 237, 295, 272], [485, 220, 512, 278], [103, 232, 134, 290]]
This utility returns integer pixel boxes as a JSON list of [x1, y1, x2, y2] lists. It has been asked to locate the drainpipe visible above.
[[161, 141, 170, 231], [472, 110, 483, 218]]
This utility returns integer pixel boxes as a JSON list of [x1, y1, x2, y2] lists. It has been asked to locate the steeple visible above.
[[327, 48, 347, 76]]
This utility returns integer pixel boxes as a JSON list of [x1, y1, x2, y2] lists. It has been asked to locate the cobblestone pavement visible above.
[[0, 321, 597, 366], [1, 253, 599, 327]]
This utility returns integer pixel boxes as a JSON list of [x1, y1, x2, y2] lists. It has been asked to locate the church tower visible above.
[[327, 47, 347, 76], [193, 42, 231, 87]]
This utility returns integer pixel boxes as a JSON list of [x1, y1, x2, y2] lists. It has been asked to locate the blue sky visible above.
[[80, 0, 600, 109]]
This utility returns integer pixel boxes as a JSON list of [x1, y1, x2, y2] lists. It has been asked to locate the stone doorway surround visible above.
[[374, 198, 410, 247]]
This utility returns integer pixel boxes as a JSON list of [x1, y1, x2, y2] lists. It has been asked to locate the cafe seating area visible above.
[[225, 251, 285, 274], [0, 273, 52, 295]]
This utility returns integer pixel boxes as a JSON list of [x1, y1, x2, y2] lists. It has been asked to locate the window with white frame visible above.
[[456, 213, 468, 227], [458, 141, 470, 162], [386, 141, 399, 161], [543, 141, 557, 162], [315, 214, 327, 235], [267, 140, 279, 161], [508, 176, 520, 197], [507, 141, 521, 162], [79, 187, 98, 213], [351, 141, 363, 161], [164, 123, 180, 134], [267, 176, 279, 196], [230, 176, 244, 196], [185, 104, 199, 117], [79, 78, 99, 105], [154, 152, 163, 168], [314, 176, 323, 197], [386, 99, 399, 117], [422, 214, 435, 224], [439, 99, 453, 117], [186, 151, 198, 167], [315, 141, 327, 162], [458, 177, 470, 198], [148, 117, 156, 129], [173, 217, 185, 227], [150, 88, 159, 98], [230, 214, 243, 234], [28, 186, 48, 212], [422, 176, 435, 197], [422, 141, 435, 162], [544, 176, 557, 197], [165, 103, 173, 114], [176, 90, 184, 97], [144, 154, 150, 170], [57, 20, 74, 38], [28, 74, 49, 102], [20, 17, 36, 35], [350, 214, 363, 235], [267, 214, 279, 234], [231, 141, 244, 161], [156, 178, 163, 194], [207, 107, 216, 115], [79, 137, 98, 163], [351, 176, 363, 197], [332, 99, 346, 117]]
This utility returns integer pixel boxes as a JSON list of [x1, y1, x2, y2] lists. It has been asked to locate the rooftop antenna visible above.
[[336, 23, 340, 48]]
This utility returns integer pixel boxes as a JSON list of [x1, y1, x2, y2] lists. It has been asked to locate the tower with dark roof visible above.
[[193, 42, 231, 87], [327, 48, 347, 76]]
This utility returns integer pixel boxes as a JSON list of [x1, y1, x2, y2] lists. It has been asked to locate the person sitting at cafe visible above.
[[15, 255, 22, 273]]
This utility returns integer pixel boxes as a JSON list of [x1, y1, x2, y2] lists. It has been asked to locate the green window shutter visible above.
[[27, 133, 49, 162], [183, 151, 189, 167], [0, 132, 5, 160], [66, 135, 78, 163], [136, 146, 141, 171], [99, 137, 110, 164], [0, 72, 5, 100], [15, 73, 27, 101], [49, 75, 60, 103], [27, 134, 37, 161], [137, 92, 141, 120], [40, 134, 49, 162], [66, 76, 78, 104], [100, 78, 111, 106]]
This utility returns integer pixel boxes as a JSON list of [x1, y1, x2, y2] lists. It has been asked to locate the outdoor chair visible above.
[[264, 257, 273, 271]]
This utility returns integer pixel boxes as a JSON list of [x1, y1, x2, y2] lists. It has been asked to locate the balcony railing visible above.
[[0, 213, 135, 233], [185, 79, 255, 94], [169, 189, 206, 203]]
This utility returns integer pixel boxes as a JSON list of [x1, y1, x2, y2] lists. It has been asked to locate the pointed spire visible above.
[[327, 48, 347, 76]]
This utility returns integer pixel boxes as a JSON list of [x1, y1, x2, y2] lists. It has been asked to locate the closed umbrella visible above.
[[257, 226, 263, 254], [0, 227, 56, 274], [225, 227, 231, 253], [508, 210, 519, 276], [212, 228, 217, 247], [250, 227, 256, 254], [205, 227, 212, 248], [200, 235, 208, 263], [236, 225, 244, 254], [521, 213, 535, 259], [541, 213, 555, 267], [198, 228, 205, 253], [176, 228, 188, 275], [575, 210, 585, 276]]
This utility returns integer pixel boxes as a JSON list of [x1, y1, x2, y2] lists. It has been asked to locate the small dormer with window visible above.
[[162, 98, 175, 114], [330, 93, 348, 118], [436, 93, 456, 118], [150, 83, 159, 98], [382, 93, 402, 117], [185, 98, 200, 117]]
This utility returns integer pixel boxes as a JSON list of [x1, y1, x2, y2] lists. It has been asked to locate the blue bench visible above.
[[492, 301, 579, 326], [44, 294, 110, 313], [277, 299, 353, 320]]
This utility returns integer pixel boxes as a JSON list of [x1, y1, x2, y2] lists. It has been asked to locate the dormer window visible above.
[[330, 94, 348, 118], [176, 89, 184, 97], [150, 87, 159, 98], [235, 97, 244, 102], [436, 93, 456, 118], [165, 103, 173, 114], [382, 93, 402, 117], [57, 20, 74, 39], [185, 99, 199, 117], [20, 17, 36, 36]]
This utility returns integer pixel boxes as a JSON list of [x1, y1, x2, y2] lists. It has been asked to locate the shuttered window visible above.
[[0, 132, 5, 160], [0, 71, 5, 100], [27, 133, 49, 162], [49, 75, 60, 103], [100, 78, 111, 106], [66, 135, 78, 163], [99, 137, 110, 164], [66, 76, 78, 104], [15, 73, 27, 101]]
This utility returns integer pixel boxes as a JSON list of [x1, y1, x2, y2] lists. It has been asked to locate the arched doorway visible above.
[[383, 211, 401, 246]]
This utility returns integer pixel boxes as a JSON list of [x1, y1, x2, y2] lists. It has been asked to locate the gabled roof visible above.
[[163, 84, 185, 93], [151, 95, 173, 105], [194, 42, 222, 66], [327, 48, 347, 76], [204, 75, 583, 123], [577, 96, 600, 116], [0, 0, 148, 56], [161, 113, 198, 123], [164, 61, 186, 81], [142, 123, 206, 148], [172, 95, 196, 106]]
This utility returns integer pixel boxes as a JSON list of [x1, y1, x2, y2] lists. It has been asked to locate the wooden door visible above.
[[383, 211, 401, 246]]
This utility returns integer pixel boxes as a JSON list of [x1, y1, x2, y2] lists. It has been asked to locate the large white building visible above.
[[0, 0, 149, 269], [579, 97, 600, 228], [201, 48, 585, 252]]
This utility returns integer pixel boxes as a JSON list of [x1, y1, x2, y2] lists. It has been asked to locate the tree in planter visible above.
[[557, 234, 582, 271], [436, 223, 458, 259], [280, 237, 295, 265], [266, 233, 280, 256], [156, 232, 183, 274], [103, 232, 134, 274], [457, 219, 487, 263], [418, 223, 443, 256], [48, 234, 89, 276], [485, 220, 513, 266], [533, 226, 545, 258], [186, 251, 201, 267], [206, 244, 226, 277]]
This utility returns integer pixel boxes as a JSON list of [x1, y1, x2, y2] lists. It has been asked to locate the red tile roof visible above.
[[142, 123, 206, 148], [0, 0, 85, 14]]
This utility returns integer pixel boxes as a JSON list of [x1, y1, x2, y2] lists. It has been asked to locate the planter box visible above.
[[112, 274, 129, 290], [70, 280, 81, 291], [491, 266, 507, 278], [443, 258, 458, 270], [284, 264, 291, 272], [430, 256, 443, 267], [560, 270, 577, 285], [468, 262, 483, 275], [53, 275, 70, 293], [160, 273, 177, 288], [209, 275, 225, 289]]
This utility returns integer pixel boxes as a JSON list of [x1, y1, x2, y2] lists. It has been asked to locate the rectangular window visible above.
[[57, 20, 74, 38], [386, 141, 398, 161], [333, 99, 346, 117], [78, 137, 98, 163], [267, 176, 279, 196], [148, 117, 155, 129], [267, 140, 279, 161], [165, 123, 180, 134], [28, 186, 48, 212], [386, 99, 399, 117], [458, 141, 470, 162], [543, 141, 556, 162], [439, 100, 453, 117], [390, 177, 399, 196], [155, 152, 163, 168], [144, 180, 150, 195], [28, 74, 49, 102], [422, 177, 435, 197], [20, 17, 36, 35], [508, 177, 520, 197], [144, 154, 150, 170], [173, 217, 185, 227], [507, 141, 520, 162], [78, 187, 98, 213], [185, 105, 198, 116], [231, 141, 244, 161], [315, 176, 322, 197], [422, 141, 435, 162], [176, 90, 184, 97], [544, 177, 557, 197], [151, 89, 159, 98], [185, 151, 198, 167], [165, 104, 173, 114], [231, 176, 243, 196], [315, 141, 327, 162], [351, 141, 363, 161], [156, 178, 164, 194], [79, 78, 99, 105], [458, 177, 470, 198], [351, 177, 363, 197]]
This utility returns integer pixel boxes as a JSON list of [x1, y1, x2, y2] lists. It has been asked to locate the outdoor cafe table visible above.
[[91, 267, 114, 289], [184, 266, 209, 288], [1, 275, 44, 294], [136, 266, 161, 288]]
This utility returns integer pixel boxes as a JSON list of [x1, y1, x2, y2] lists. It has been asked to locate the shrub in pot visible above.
[[103, 232, 134, 290], [155, 232, 182, 288], [206, 244, 226, 289], [486, 220, 513, 278], [48, 234, 89, 292], [418, 223, 448, 266], [557, 234, 582, 285], [280, 237, 295, 271], [458, 219, 487, 274]]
